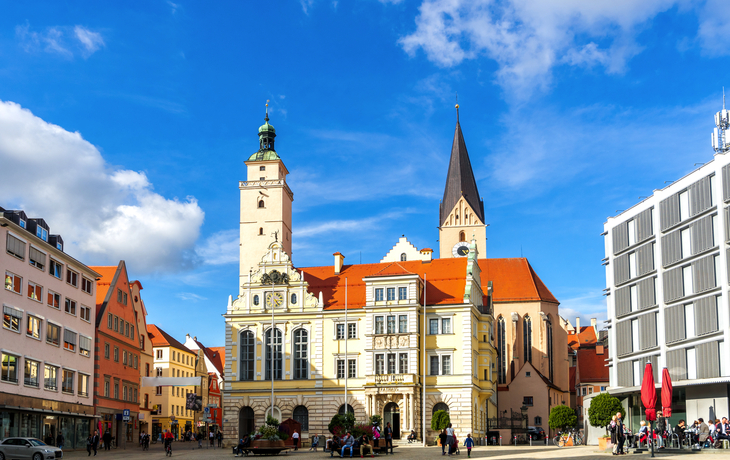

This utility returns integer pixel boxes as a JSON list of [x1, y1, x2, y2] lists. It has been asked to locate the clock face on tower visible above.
[[266, 292, 284, 308], [452, 242, 470, 257]]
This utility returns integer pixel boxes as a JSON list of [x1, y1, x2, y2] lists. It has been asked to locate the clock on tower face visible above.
[[452, 242, 470, 257], [266, 292, 284, 308]]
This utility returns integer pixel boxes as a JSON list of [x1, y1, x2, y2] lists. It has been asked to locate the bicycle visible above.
[[553, 430, 583, 447], [165, 440, 173, 457]]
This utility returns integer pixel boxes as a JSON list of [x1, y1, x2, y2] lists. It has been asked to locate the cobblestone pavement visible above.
[[56, 443, 730, 460]]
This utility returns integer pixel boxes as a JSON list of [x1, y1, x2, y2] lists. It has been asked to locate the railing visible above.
[[366, 374, 418, 386], [240, 180, 284, 187]]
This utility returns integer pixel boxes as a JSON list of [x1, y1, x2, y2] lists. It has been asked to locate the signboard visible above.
[[203, 407, 210, 414], [207, 404, 218, 409], [122, 409, 130, 422], [186, 393, 203, 411]]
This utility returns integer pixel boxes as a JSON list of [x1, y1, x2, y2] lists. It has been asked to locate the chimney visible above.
[[420, 248, 433, 262], [576, 317, 580, 331], [334, 252, 345, 275], [591, 318, 597, 333], [596, 344, 604, 355]]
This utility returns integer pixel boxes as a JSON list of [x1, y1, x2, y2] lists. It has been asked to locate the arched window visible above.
[[338, 404, 354, 415], [259, 227, 264, 235], [497, 316, 506, 384], [432, 402, 449, 414], [293, 329, 308, 380], [240, 330, 255, 381], [265, 406, 282, 421], [400, 253, 407, 261], [293, 405, 309, 431], [546, 317, 554, 382], [455, 214, 459, 223], [258, 200, 265, 208], [523, 316, 532, 363], [253, 295, 259, 306], [265, 328, 283, 380], [239, 406, 255, 438], [459, 231, 466, 242]]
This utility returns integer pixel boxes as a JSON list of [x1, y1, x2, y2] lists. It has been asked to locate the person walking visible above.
[[86, 434, 94, 456], [92, 430, 100, 456], [439, 429, 448, 456], [56, 432, 64, 450], [445, 423, 455, 455], [210, 430, 215, 447], [217, 430, 223, 447], [655, 412, 666, 449], [464, 434, 474, 458], [102, 429, 112, 451], [384, 422, 393, 455], [616, 412, 626, 455], [292, 430, 300, 450], [310, 434, 320, 452]]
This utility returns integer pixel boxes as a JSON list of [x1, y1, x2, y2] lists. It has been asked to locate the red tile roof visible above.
[[209, 347, 225, 369], [576, 347, 609, 384], [147, 324, 189, 352], [568, 326, 598, 350], [299, 257, 558, 310], [194, 340, 225, 374]]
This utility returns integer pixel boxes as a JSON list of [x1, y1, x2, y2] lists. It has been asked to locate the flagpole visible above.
[[422, 274, 427, 447], [271, 283, 275, 420], [345, 278, 348, 415]]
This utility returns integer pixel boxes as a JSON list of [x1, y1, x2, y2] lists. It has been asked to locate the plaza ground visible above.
[[55, 443, 730, 460]]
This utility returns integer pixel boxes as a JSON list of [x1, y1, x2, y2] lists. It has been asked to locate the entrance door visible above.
[[42, 416, 56, 446], [383, 403, 401, 439], [239, 407, 255, 439]]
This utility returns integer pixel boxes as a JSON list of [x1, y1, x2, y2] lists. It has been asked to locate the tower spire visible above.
[[440, 104, 484, 226], [265, 99, 270, 122]]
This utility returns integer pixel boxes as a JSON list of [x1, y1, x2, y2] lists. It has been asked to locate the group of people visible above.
[[437, 424, 474, 457], [611, 410, 730, 453]]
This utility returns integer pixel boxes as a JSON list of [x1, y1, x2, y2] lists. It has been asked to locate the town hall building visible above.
[[222, 105, 568, 445]]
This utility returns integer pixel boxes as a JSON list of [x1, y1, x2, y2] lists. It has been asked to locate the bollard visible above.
[[530, 435, 532, 447], [500, 436, 502, 446], [514, 435, 517, 446]]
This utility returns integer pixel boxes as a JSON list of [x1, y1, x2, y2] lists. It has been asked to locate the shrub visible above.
[[329, 412, 356, 434], [431, 410, 450, 431], [266, 415, 279, 427], [258, 424, 280, 441], [368, 415, 383, 427], [549, 405, 577, 431], [588, 393, 625, 430]]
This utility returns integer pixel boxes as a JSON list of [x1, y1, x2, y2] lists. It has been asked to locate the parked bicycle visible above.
[[552, 430, 583, 447]]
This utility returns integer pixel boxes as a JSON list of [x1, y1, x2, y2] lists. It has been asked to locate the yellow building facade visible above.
[[223, 108, 561, 446], [147, 325, 199, 439]]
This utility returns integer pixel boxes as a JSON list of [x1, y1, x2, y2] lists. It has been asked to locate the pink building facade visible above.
[[1, 207, 99, 449]]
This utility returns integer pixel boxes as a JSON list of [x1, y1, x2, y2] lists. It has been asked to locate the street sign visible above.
[[122, 409, 130, 422], [207, 404, 218, 409], [204, 407, 210, 414]]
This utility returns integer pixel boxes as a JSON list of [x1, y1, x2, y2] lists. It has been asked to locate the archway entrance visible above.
[[239, 407, 255, 439], [383, 402, 400, 439]]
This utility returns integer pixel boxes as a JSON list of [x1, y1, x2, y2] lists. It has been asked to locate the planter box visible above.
[[253, 440, 285, 448], [598, 438, 611, 450]]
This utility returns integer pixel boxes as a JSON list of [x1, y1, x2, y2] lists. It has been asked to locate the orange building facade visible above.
[[90, 261, 143, 448]]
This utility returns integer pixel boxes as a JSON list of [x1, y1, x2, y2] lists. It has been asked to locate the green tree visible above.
[[431, 410, 451, 431], [368, 415, 383, 427], [328, 412, 356, 434], [588, 393, 625, 430], [549, 405, 577, 431]]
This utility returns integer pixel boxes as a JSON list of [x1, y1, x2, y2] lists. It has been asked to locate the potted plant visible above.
[[252, 415, 286, 448]]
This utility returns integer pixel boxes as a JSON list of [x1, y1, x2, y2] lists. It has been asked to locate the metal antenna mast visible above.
[[712, 88, 730, 153]]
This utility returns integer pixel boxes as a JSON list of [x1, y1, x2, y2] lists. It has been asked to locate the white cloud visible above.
[[73, 26, 105, 55], [196, 229, 240, 265], [297, 209, 416, 238], [697, 0, 730, 56], [0, 100, 204, 274], [399, 0, 686, 99], [558, 291, 608, 329], [16, 23, 104, 58], [176, 292, 208, 302]]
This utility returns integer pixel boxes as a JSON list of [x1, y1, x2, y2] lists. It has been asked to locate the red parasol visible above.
[[661, 367, 673, 418], [641, 362, 657, 421]]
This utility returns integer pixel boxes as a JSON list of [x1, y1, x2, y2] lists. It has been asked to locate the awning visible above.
[[607, 376, 730, 396]]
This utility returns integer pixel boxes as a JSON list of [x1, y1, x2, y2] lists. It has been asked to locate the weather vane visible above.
[[265, 99, 270, 121], [455, 92, 459, 122]]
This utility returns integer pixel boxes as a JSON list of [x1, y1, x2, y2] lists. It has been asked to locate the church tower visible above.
[[439, 105, 487, 259], [239, 103, 293, 290]]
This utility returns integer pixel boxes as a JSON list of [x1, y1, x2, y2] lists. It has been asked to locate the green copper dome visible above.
[[248, 150, 280, 161], [258, 121, 276, 134]]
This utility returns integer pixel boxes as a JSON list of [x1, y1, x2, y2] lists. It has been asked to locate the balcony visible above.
[[366, 373, 419, 386]]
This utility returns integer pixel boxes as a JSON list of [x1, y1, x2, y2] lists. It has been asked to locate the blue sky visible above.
[[1, 0, 729, 345]]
